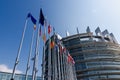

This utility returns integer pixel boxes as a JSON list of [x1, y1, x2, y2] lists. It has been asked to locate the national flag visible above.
[[50, 39, 55, 49], [39, 9, 45, 26], [27, 13, 31, 18], [42, 33, 46, 42], [39, 26, 41, 36], [67, 54, 71, 63], [63, 47, 66, 53], [48, 24, 52, 34], [33, 25, 36, 30], [71, 57, 75, 64], [30, 15, 37, 25], [58, 44, 63, 54], [27, 13, 37, 30], [67, 54, 75, 64]]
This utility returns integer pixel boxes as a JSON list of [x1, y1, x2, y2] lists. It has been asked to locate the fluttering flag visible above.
[[42, 33, 46, 42], [33, 25, 36, 30], [27, 13, 37, 30], [58, 44, 63, 54], [67, 54, 75, 64], [48, 24, 52, 34], [39, 26, 41, 36], [50, 39, 55, 49], [39, 9, 45, 26], [27, 13, 31, 18], [63, 47, 66, 53], [67, 54, 71, 63]]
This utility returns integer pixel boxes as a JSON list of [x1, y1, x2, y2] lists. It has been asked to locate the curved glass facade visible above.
[[62, 32, 120, 80]]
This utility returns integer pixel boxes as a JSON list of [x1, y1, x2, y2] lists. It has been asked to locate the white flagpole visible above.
[[42, 21, 47, 80], [25, 28, 35, 80], [48, 30, 51, 80], [57, 44, 61, 80], [32, 25, 40, 80], [35, 24, 40, 80], [11, 19, 28, 80]]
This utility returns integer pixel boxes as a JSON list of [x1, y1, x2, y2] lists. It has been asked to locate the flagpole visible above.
[[11, 19, 28, 80], [25, 28, 35, 80], [47, 23, 52, 80], [40, 24, 45, 80], [32, 25, 40, 80], [42, 40, 45, 80], [58, 44, 61, 80], [35, 24, 40, 80]]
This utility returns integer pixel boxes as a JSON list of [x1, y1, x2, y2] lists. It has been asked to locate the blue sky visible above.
[[0, 0, 120, 76]]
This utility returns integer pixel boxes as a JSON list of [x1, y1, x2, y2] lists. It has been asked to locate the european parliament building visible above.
[[62, 27, 120, 80], [0, 71, 41, 80]]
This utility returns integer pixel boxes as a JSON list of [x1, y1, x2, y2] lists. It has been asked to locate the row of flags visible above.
[[27, 9, 53, 42], [51, 35, 75, 64], [11, 8, 75, 80], [27, 8, 75, 64]]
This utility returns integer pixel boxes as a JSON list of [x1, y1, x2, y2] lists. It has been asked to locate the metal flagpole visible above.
[[35, 24, 40, 80], [11, 19, 28, 80], [42, 21, 47, 80], [51, 35, 54, 80], [25, 28, 35, 80], [54, 45, 58, 80], [32, 25, 40, 80], [57, 44, 61, 80], [42, 24, 45, 80], [48, 31, 51, 80], [60, 49, 64, 80]]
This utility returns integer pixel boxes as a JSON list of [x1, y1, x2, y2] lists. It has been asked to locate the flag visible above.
[[50, 38, 55, 49], [42, 33, 46, 42], [33, 25, 36, 30], [39, 9, 45, 26], [39, 26, 41, 36], [27, 13, 31, 18], [67, 54, 75, 64], [67, 54, 71, 63], [58, 44, 63, 54], [48, 25, 52, 34], [30, 15, 37, 25], [27, 13, 37, 30], [63, 47, 66, 53]]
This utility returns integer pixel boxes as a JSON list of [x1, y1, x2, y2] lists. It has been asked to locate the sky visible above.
[[1, 0, 120, 77]]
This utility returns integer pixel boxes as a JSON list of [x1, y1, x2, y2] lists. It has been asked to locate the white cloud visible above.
[[0, 64, 22, 74]]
